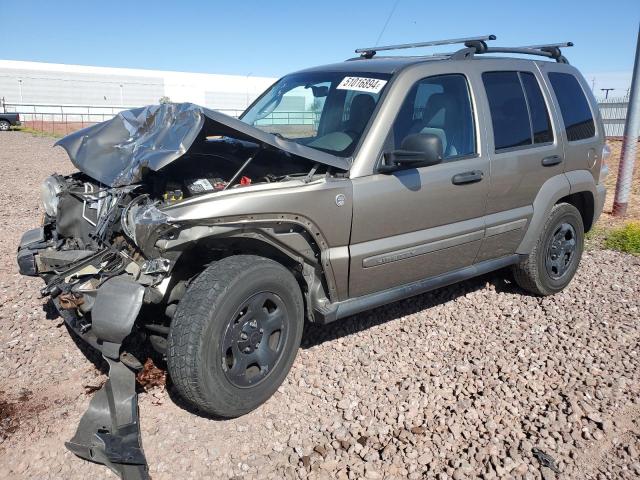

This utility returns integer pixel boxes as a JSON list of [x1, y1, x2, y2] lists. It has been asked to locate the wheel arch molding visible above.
[[157, 214, 340, 319]]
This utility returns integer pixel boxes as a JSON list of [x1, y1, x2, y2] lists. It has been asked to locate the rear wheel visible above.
[[0, 120, 10, 131], [512, 202, 584, 296], [167, 255, 304, 417]]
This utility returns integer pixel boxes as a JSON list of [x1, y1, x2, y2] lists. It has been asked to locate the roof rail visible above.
[[355, 35, 496, 59], [452, 41, 574, 63]]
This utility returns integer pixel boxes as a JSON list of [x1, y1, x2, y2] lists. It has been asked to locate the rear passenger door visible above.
[[474, 63, 564, 262]]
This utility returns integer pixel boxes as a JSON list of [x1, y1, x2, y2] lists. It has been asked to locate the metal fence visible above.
[[0, 101, 321, 135], [2, 99, 633, 138], [598, 96, 629, 138]]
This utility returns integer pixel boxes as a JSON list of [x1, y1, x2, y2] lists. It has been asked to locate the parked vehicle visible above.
[[16, 35, 607, 479], [0, 111, 20, 130]]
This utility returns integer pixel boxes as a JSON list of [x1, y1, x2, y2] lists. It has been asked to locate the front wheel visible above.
[[167, 255, 304, 418], [512, 202, 584, 296]]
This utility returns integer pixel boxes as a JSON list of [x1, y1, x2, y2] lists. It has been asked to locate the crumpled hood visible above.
[[55, 102, 351, 187]]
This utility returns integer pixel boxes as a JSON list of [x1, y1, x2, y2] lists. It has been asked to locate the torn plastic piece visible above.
[[65, 276, 149, 480], [532, 447, 560, 473], [66, 358, 148, 480]]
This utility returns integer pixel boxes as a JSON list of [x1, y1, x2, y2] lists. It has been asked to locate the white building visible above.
[[0, 59, 277, 117]]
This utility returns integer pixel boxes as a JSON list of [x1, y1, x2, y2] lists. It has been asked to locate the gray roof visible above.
[[292, 53, 566, 77], [293, 55, 448, 75]]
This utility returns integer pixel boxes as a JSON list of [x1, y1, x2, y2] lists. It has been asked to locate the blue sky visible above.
[[1, 0, 638, 92]]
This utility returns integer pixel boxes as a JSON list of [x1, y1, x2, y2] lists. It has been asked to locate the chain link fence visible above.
[[598, 95, 630, 138]]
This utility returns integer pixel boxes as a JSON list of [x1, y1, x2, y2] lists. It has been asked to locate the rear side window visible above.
[[482, 71, 554, 151], [548, 72, 595, 141]]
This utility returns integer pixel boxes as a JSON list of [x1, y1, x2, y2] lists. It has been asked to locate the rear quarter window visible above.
[[548, 72, 595, 141]]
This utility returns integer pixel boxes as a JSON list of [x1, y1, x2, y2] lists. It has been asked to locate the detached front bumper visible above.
[[16, 230, 151, 480], [64, 276, 149, 480]]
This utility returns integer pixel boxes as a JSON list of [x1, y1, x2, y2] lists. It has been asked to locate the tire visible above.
[[512, 202, 584, 296], [167, 255, 304, 418], [0, 120, 10, 131]]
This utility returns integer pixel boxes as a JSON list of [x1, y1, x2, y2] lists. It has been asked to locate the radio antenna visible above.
[[374, 0, 400, 47]]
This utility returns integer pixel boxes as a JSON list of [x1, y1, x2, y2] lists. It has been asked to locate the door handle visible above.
[[452, 170, 484, 185], [542, 155, 563, 167]]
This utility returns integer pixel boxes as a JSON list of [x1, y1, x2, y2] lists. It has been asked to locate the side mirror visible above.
[[380, 133, 443, 173]]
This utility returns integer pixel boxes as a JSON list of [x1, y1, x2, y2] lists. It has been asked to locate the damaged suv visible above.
[[17, 35, 607, 478]]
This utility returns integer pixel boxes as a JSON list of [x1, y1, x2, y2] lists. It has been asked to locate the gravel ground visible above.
[[0, 131, 639, 479]]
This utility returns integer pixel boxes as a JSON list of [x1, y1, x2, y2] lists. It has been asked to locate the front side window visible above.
[[483, 71, 554, 151], [391, 74, 476, 160], [241, 72, 391, 157], [548, 72, 595, 141]]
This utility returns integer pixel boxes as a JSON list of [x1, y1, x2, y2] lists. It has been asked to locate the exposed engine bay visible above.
[[22, 134, 329, 321]]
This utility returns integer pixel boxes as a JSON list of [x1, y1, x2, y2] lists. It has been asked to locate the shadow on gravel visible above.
[[39, 267, 525, 421], [301, 268, 523, 349], [43, 299, 110, 374]]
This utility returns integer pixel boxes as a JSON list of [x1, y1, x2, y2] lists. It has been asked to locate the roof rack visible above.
[[355, 35, 497, 59], [353, 36, 574, 64], [451, 41, 574, 63]]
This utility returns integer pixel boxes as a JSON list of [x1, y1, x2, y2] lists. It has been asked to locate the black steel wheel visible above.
[[167, 255, 304, 418], [544, 222, 578, 279], [220, 291, 290, 388], [513, 202, 584, 296]]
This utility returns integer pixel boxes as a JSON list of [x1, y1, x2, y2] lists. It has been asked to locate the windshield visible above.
[[240, 72, 391, 157]]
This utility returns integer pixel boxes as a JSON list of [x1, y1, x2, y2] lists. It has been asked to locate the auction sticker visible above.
[[337, 77, 387, 94]]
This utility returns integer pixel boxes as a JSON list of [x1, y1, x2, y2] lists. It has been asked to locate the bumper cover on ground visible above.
[[60, 276, 149, 480]]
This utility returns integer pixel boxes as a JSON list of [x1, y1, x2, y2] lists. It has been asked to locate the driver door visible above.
[[348, 73, 490, 297]]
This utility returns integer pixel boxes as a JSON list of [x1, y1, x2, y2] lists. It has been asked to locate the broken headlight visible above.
[[40, 175, 65, 217], [122, 196, 174, 246]]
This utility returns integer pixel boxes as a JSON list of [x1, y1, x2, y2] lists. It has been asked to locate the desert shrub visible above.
[[603, 222, 640, 255]]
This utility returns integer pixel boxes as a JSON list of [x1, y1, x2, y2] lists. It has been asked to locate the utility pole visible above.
[[613, 23, 640, 217], [601, 88, 614, 99]]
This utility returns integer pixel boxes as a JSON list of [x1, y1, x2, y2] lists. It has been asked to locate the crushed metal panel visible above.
[[55, 102, 350, 188], [55, 103, 204, 187]]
